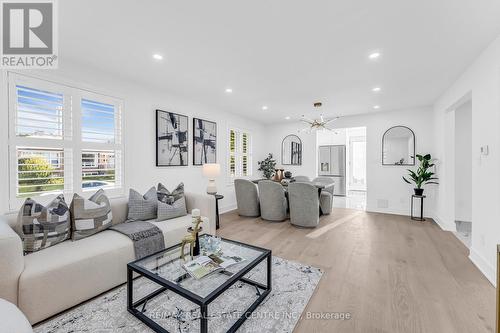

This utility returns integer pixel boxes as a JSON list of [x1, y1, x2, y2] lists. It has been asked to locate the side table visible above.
[[213, 194, 224, 230], [411, 195, 426, 221]]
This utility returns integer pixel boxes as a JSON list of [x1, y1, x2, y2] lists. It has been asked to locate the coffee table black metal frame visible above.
[[127, 236, 272, 333]]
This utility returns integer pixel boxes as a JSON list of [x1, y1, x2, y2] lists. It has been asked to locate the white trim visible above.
[[219, 204, 237, 214], [7, 72, 125, 211], [6, 70, 124, 101], [431, 213, 455, 231], [469, 247, 496, 286], [226, 125, 253, 184]]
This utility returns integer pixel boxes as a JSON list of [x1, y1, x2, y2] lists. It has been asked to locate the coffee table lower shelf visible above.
[[127, 249, 272, 333]]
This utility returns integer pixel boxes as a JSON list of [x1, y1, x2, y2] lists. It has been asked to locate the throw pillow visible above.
[[156, 183, 188, 221], [127, 187, 157, 221], [70, 189, 113, 240], [18, 195, 70, 253]]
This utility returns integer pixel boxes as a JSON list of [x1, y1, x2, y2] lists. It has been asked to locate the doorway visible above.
[[454, 100, 472, 247], [316, 127, 367, 210]]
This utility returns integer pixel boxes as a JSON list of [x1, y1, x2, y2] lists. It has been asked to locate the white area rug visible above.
[[34, 256, 322, 333]]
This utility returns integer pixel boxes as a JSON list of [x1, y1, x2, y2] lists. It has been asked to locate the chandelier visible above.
[[299, 102, 340, 132]]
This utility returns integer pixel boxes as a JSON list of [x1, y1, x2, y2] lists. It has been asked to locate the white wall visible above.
[[433, 34, 500, 285], [263, 107, 436, 216], [0, 63, 266, 215], [454, 101, 473, 223]]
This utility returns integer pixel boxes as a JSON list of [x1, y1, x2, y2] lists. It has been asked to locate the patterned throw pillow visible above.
[[18, 195, 70, 253], [127, 187, 158, 221], [70, 189, 113, 240], [156, 183, 187, 221]]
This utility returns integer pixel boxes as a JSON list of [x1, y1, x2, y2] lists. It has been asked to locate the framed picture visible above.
[[193, 118, 217, 165], [291, 141, 302, 165], [156, 109, 188, 166]]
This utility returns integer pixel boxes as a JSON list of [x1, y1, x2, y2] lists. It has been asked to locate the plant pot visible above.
[[414, 188, 424, 196]]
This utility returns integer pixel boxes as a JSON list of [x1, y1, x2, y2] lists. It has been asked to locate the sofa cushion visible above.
[[157, 198, 187, 221], [127, 187, 157, 221], [157, 182, 185, 204], [18, 195, 70, 253], [0, 298, 33, 333], [156, 182, 187, 221], [70, 189, 113, 240], [17, 214, 206, 324], [18, 230, 134, 324]]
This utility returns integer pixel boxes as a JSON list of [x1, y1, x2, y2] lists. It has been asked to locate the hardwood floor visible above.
[[217, 208, 496, 333]]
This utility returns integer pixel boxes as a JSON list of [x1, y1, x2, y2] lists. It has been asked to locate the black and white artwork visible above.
[[282, 134, 302, 165], [291, 141, 301, 165], [156, 110, 188, 166], [193, 118, 217, 165]]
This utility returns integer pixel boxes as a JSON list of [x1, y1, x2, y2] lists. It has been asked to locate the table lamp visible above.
[[202, 163, 220, 194]]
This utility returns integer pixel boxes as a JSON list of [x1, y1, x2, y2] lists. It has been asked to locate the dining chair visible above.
[[294, 175, 311, 182], [313, 177, 335, 215], [288, 182, 320, 228], [234, 179, 260, 217], [257, 180, 288, 222], [313, 177, 335, 194]]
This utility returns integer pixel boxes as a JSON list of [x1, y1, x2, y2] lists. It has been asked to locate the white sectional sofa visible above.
[[0, 192, 216, 325]]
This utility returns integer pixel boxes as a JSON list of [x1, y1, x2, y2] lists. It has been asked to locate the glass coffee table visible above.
[[127, 234, 272, 333]]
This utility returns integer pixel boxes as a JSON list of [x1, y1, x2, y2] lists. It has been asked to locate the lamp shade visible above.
[[202, 163, 221, 178]]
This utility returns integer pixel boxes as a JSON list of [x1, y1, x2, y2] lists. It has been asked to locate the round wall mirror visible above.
[[282, 135, 302, 165], [382, 126, 415, 165]]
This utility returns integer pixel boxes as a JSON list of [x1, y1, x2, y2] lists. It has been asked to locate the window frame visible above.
[[7, 73, 124, 210], [227, 126, 253, 183]]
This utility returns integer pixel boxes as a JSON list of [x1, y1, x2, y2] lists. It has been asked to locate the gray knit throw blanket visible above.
[[110, 221, 165, 259]]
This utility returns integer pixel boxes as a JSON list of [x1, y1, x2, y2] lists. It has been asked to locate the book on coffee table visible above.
[[183, 251, 245, 279]]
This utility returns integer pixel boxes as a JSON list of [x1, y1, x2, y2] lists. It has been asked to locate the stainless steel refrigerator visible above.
[[318, 145, 346, 196]]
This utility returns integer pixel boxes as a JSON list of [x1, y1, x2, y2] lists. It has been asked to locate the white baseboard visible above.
[[219, 204, 236, 214], [431, 213, 455, 231], [366, 206, 409, 216], [366, 206, 435, 219], [469, 247, 496, 286]]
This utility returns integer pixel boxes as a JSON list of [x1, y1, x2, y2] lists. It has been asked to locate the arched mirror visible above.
[[282, 135, 302, 165], [382, 126, 415, 165]]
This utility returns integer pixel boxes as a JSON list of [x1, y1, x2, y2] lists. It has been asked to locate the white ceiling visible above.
[[60, 0, 500, 123]]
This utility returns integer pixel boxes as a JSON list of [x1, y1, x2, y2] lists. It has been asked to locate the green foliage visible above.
[[257, 153, 276, 179], [18, 157, 63, 195], [402, 154, 439, 189]]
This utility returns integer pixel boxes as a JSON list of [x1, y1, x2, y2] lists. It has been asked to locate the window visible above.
[[228, 128, 252, 179], [81, 150, 118, 189], [15, 85, 64, 139], [8, 73, 123, 209], [16, 148, 65, 197]]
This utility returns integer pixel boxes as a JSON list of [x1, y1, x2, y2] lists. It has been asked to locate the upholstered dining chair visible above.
[[313, 177, 334, 215], [313, 177, 335, 194], [234, 179, 260, 217], [293, 175, 311, 182], [288, 182, 320, 227], [257, 180, 288, 222]]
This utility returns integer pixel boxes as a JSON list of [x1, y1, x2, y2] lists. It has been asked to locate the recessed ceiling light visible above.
[[373, 105, 380, 109], [262, 105, 268, 110], [372, 87, 381, 92], [153, 54, 163, 60], [368, 52, 381, 60], [225, 88, 233, 93], [285, 116, 291, 120]]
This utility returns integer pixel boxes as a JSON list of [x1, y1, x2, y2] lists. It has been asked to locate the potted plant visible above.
[[402, 154, 438, 196], [258, 153, 276, 179]]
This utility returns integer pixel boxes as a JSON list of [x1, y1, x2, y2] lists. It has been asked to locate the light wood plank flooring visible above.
[[217, 208, 495, 333]]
